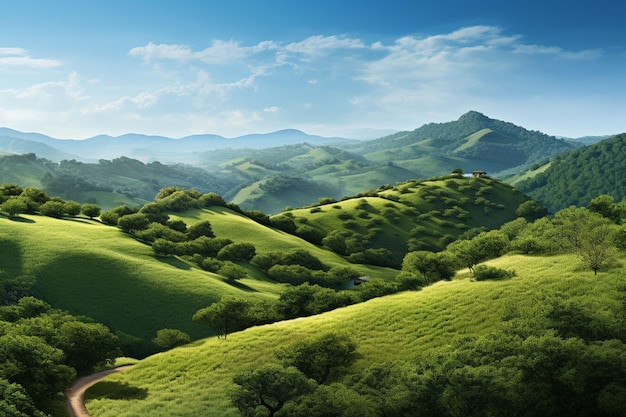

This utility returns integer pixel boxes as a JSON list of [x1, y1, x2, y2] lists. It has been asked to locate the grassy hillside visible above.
[[0, 201, 398, 356], [284, 175, 540, 262], [83, 252, 626, 417], [170, 206, 397, 279], [0, 215, 247, 354]]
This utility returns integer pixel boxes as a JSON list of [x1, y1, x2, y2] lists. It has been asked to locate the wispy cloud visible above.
[[1, 26, 613, 138], [0, 47, 61, 69]]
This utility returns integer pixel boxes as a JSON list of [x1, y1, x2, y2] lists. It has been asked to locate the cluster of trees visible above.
[[0, 183, 101, 219], [231, 332, 359, 417], [0, 297, 119, 416]]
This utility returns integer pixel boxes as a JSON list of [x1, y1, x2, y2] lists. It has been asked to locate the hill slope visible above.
[[516, 132, 626, 212], [83, 253, 626, 417]]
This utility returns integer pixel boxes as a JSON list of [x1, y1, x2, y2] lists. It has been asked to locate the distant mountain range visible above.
[[1, 111, 615, 213], [0, 127, 355, 164]]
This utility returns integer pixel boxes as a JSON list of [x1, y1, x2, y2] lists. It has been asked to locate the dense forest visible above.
[[517, 133, 626, 212]]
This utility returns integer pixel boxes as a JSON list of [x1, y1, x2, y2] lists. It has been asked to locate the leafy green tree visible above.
[[0, 334, 75, 403], [18, 188, 49, 213], [0, 378, 48, 417], [63, 200, 82, 216], [588, 194, 624, 223], [217, 261, 248, 281], [80, 203, 101, 219], [186, 220, 215, 240], [217, 242, 256, 262], [276, 332, 358, 383], [231, 363, 316, 417], [52, 320, 120, 374], [270, 215, 297, 234], [398, 250, 455, 289], [199, 192, 227, 207], [38, 201, 65, 218], [192, 296, 254, 339], [117, 213, 150, 233], [152, 238, 177, 257], [152, 328, 191, 350], [553, 207, 618, 274], [138, 202, 169, 224], [0, 198, 28, 218], [0, 183, 23, 198], [283, 383, 376, 417]]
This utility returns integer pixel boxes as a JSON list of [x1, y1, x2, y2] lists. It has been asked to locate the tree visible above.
[[187, 220, 215, 240], [398, 250, 455, 289], [117, 213, 150, 233], [152, 328, 191, 350], [1, 198, 28, 218], [553, 207, 618, 275], [231, 363, 316, 417], [80, 203, 101, 219], [192, 296, 254, 339], [588, 194, 624, 223], [18, 188, 49, 212], [216, 242, 256, 262], [63, 200, 82, 216], [38, 200, 66, 218], [0, 334, 75, 403], [276, 332, 358, 384], [0, 378, 48, 417]]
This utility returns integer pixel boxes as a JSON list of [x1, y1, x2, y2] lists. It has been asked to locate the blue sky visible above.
[[1, 0, 624, 139]]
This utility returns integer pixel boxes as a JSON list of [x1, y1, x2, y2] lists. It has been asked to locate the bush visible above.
[[80, 203, 101, 219], [217, 243, 256, 262], [152, 328, 191, 350], [38, 201, 66, 218], [472, 265, 516, 281]]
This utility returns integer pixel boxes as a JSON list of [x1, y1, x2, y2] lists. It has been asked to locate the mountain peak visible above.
[[458, 111, 490, 123]]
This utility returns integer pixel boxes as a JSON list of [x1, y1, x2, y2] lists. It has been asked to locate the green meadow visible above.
[[84, 252, 626, 417]]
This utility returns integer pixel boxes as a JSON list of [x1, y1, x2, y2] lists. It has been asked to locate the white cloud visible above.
[[263, 106, 280, 113], [0, 47, 61, 69], [129, 43, 194, 61]]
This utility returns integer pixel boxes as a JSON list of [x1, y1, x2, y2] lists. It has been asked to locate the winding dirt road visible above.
[[66, 365, 134, 417]]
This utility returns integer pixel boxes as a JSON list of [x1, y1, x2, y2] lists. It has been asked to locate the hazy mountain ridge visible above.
[[0, 127, 354, 164], [0, 112, 604, 213]]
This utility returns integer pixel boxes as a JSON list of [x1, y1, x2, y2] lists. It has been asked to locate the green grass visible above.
[[286, 177, 531, 260], [170, 207, 398, 280], [0, 214, 269, 348], [84, 252, 626, 417]]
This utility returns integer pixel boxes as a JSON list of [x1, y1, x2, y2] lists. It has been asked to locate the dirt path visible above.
[[66, 365, 134, 417]]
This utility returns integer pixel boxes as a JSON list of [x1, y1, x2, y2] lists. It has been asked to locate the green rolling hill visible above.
[[82, 252, 626, 417]]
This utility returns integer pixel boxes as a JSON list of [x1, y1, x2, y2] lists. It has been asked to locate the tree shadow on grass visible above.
[[153, 255, 192, 270], [224, 279, 259, 293], [87, 381, 148, 401], [3, 215, 35, 223]]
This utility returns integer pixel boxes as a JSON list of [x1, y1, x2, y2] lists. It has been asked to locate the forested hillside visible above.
[[517, 133, 626, 212]]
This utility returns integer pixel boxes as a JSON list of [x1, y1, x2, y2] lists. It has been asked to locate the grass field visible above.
[[0, 206, 398, 357], [84, 252, 626, 417], [0, 214, 273, 351]]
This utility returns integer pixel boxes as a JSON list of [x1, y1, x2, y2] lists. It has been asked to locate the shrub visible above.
[[152, 328, 191, 350], [217, 243, 256, 262], [472, 265, 516, 281], [38, 201, 66, 218], [80, 203, 101, 219]]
